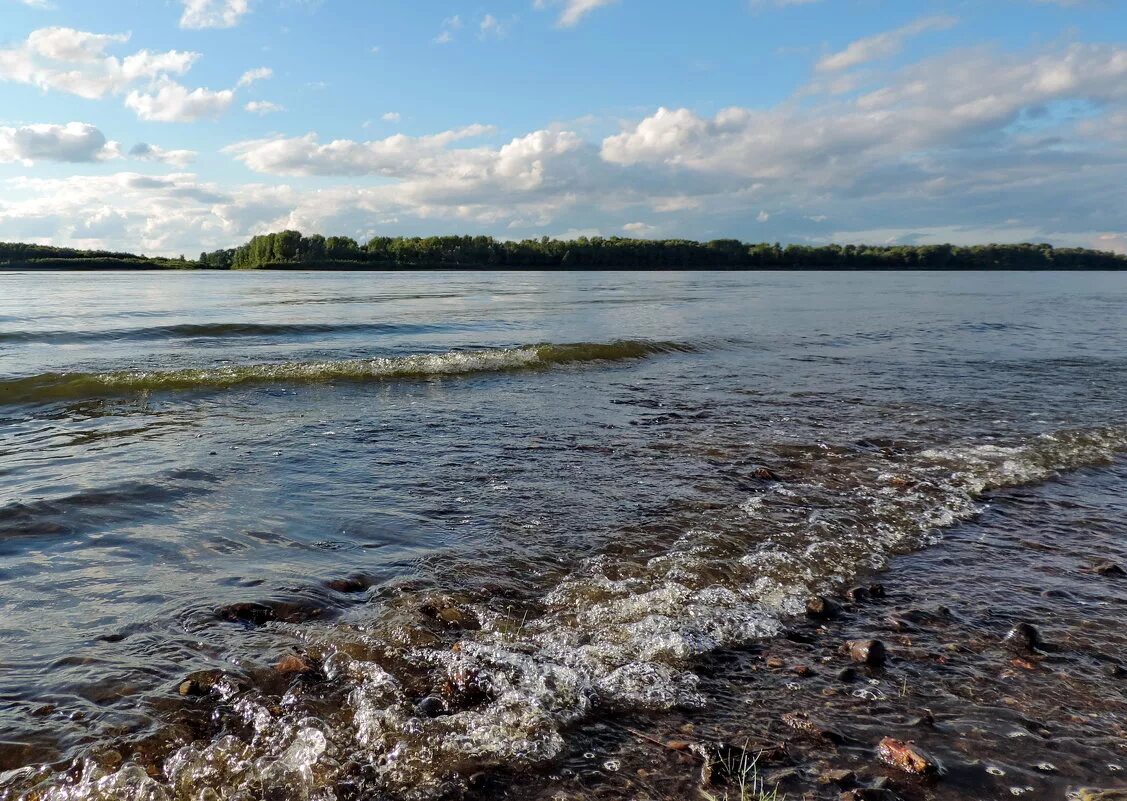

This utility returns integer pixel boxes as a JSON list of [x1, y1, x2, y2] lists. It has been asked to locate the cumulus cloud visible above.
[[0, 122, 120, 164], [817, 15, 957, 72], [237, 67, 272, 87], [534, 0, 619, 27], [129, 142, 197, 168], [0, 26, 253, 122], [223, 125, 499, 177], [0, 27, 197, 99], [245, 100, 284, 115], [125, 79, 235, 122], [179, 0, 251, 30], [4, 33, 1127, 256]]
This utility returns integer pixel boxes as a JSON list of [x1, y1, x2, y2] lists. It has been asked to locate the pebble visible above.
[[1070, 790, 1127, 801], [819, 768, 858, 788], [1003, 622, 1042, 653], [847, 639, 887, 666], [417, 696, 448, 718], [275, 654, 313, 675], [875, 737, 938, 775], [1090, 560, 1126, 577], [806, 595, 840, 620]]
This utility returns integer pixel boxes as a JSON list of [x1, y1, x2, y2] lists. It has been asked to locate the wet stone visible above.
[[1003, 622, 1043, 653], [417, 696, 448, 718], [819, 768, 858, 788], [275, 654, 314, 675], [1070, 791, 1127, 801], [782, 711, 846, 744], [847, 639, 887, 666], [807, 595, 841, 620], [837, 667, 859, 682], [841, 788, 900, 801], [177, 670, 223, 698], [875, 737, 938, 776], [1090, 560, 1126, 577], [847, 586, 871, 603]]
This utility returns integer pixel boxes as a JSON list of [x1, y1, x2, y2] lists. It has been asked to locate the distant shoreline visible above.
[[4, 232, 1126, 271]]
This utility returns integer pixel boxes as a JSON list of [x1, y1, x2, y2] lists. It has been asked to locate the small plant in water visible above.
[[699, 747, 785, 801]]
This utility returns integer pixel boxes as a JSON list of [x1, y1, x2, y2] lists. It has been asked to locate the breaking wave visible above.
[[0, 341, 695, 406], [5, 425, 1126, 800]]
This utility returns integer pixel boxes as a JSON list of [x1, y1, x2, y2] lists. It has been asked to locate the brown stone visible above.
[[875, 737, 938, 775], [276, 654, 313, 674], [848, 639, 887, 666], [807, 595, 841, 620], [782, 711, 845, 744]]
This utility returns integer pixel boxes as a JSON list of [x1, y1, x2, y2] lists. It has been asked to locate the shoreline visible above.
[[510, 466, 1127, 801]]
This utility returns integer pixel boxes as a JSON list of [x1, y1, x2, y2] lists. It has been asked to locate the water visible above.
[[1, 270, 1125, 800]]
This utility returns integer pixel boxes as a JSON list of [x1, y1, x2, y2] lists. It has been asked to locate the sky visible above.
[[0, 0, 1125, 257]]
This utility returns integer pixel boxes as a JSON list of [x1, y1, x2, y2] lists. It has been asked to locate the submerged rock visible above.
[[782, 711, 846, 744], [1089, 560, 1126, 577], [177, 670, 224, 698], [807, 595, 841, 620], [1003, 622, 1043, 653], [1069, 790, 1127, 801], [847, 639, 887, 666], [819, 768, 858, 788], [275, 654, 314, 675], [875, 738, 938, 776]]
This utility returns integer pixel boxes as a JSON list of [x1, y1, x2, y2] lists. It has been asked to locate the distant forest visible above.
[[3, 233, 1126, 271]]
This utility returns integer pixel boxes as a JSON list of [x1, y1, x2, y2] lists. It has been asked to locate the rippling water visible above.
[[1, 270, 1125, 800]]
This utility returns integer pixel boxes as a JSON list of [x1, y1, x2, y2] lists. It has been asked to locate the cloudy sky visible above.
[[1, 0, 1125, 256]]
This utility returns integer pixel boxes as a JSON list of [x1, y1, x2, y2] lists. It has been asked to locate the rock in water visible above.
[[1069, 791, 1127, 801], [1090, 560, 1126, 577], [848, 639, 887, 666], [807, 595, 840, 620], [1003, 622, 1042, 652], [875, 738, 938, 776]]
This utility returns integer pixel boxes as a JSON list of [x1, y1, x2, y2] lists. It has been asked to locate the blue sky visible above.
[[1, 0, 1125, 256]]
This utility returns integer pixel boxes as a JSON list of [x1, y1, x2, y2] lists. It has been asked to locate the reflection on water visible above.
[[1, 270, 1126, 799]]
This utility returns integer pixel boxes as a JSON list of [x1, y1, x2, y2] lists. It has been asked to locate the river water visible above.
[[0, 270, 1125, 800]]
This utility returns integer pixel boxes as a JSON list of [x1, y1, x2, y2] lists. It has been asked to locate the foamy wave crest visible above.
[[7, 425, 1126, 800], [0, 341, 694, 406]]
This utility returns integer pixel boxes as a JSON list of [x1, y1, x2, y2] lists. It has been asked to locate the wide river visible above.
[[1, 270, 1125, 800]]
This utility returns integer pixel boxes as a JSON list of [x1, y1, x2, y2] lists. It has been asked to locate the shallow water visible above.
[[1, 270, 1125, 799]]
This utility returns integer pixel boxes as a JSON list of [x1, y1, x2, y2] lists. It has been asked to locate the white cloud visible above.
[[125, 79, 236, 122], [5, 34, 1127, 258], [245, 100, 284, 115], [224, 125, 500, 176], [0, 122, 120, 164], [0, 27, 197, 99], [129, 142, 197, 168], [435, 15, 462, 44], [179, 0, 251, 30], [237, 67, 272, 87], [480, 14, 505, 38], [534, 0, 618, 27], [817, 15, 957, 72], [382, 111, 401, 122]]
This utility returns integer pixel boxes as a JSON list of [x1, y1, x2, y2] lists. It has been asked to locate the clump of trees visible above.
[[0, 242, 191, 270], [4, 234, 1125, 271], [204, 231, 1127, 271]]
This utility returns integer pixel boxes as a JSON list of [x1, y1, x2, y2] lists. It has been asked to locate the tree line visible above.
[[3, 234, 1125, 270], [202, 232, 1127, 270]]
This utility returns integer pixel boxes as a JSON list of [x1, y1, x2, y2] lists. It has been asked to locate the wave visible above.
[[9, 424, 1125, 800], [0, 321, 459, 344], [0, 340, 694, 406]]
